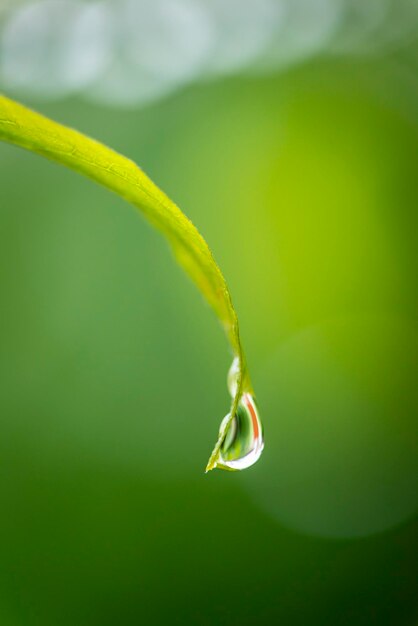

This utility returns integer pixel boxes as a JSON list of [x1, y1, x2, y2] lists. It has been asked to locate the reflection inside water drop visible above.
[[216, 393, 264, 471]]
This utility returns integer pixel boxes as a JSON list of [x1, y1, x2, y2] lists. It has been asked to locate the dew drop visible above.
[[216, 393, 264, 471], [227, 356, 240, 397]]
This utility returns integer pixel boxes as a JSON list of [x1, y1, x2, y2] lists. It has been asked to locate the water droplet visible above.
[[227, 356, 240, 397], [216, 393, 264, 470]]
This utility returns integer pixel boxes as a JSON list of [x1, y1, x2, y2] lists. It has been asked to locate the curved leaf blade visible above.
[[0, 94, 252, 471]]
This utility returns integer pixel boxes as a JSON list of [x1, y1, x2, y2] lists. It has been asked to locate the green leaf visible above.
[[0, 94, 252, 472]]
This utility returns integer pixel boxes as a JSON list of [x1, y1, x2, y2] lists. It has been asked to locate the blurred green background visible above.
[[0, 1, 417, 624]]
